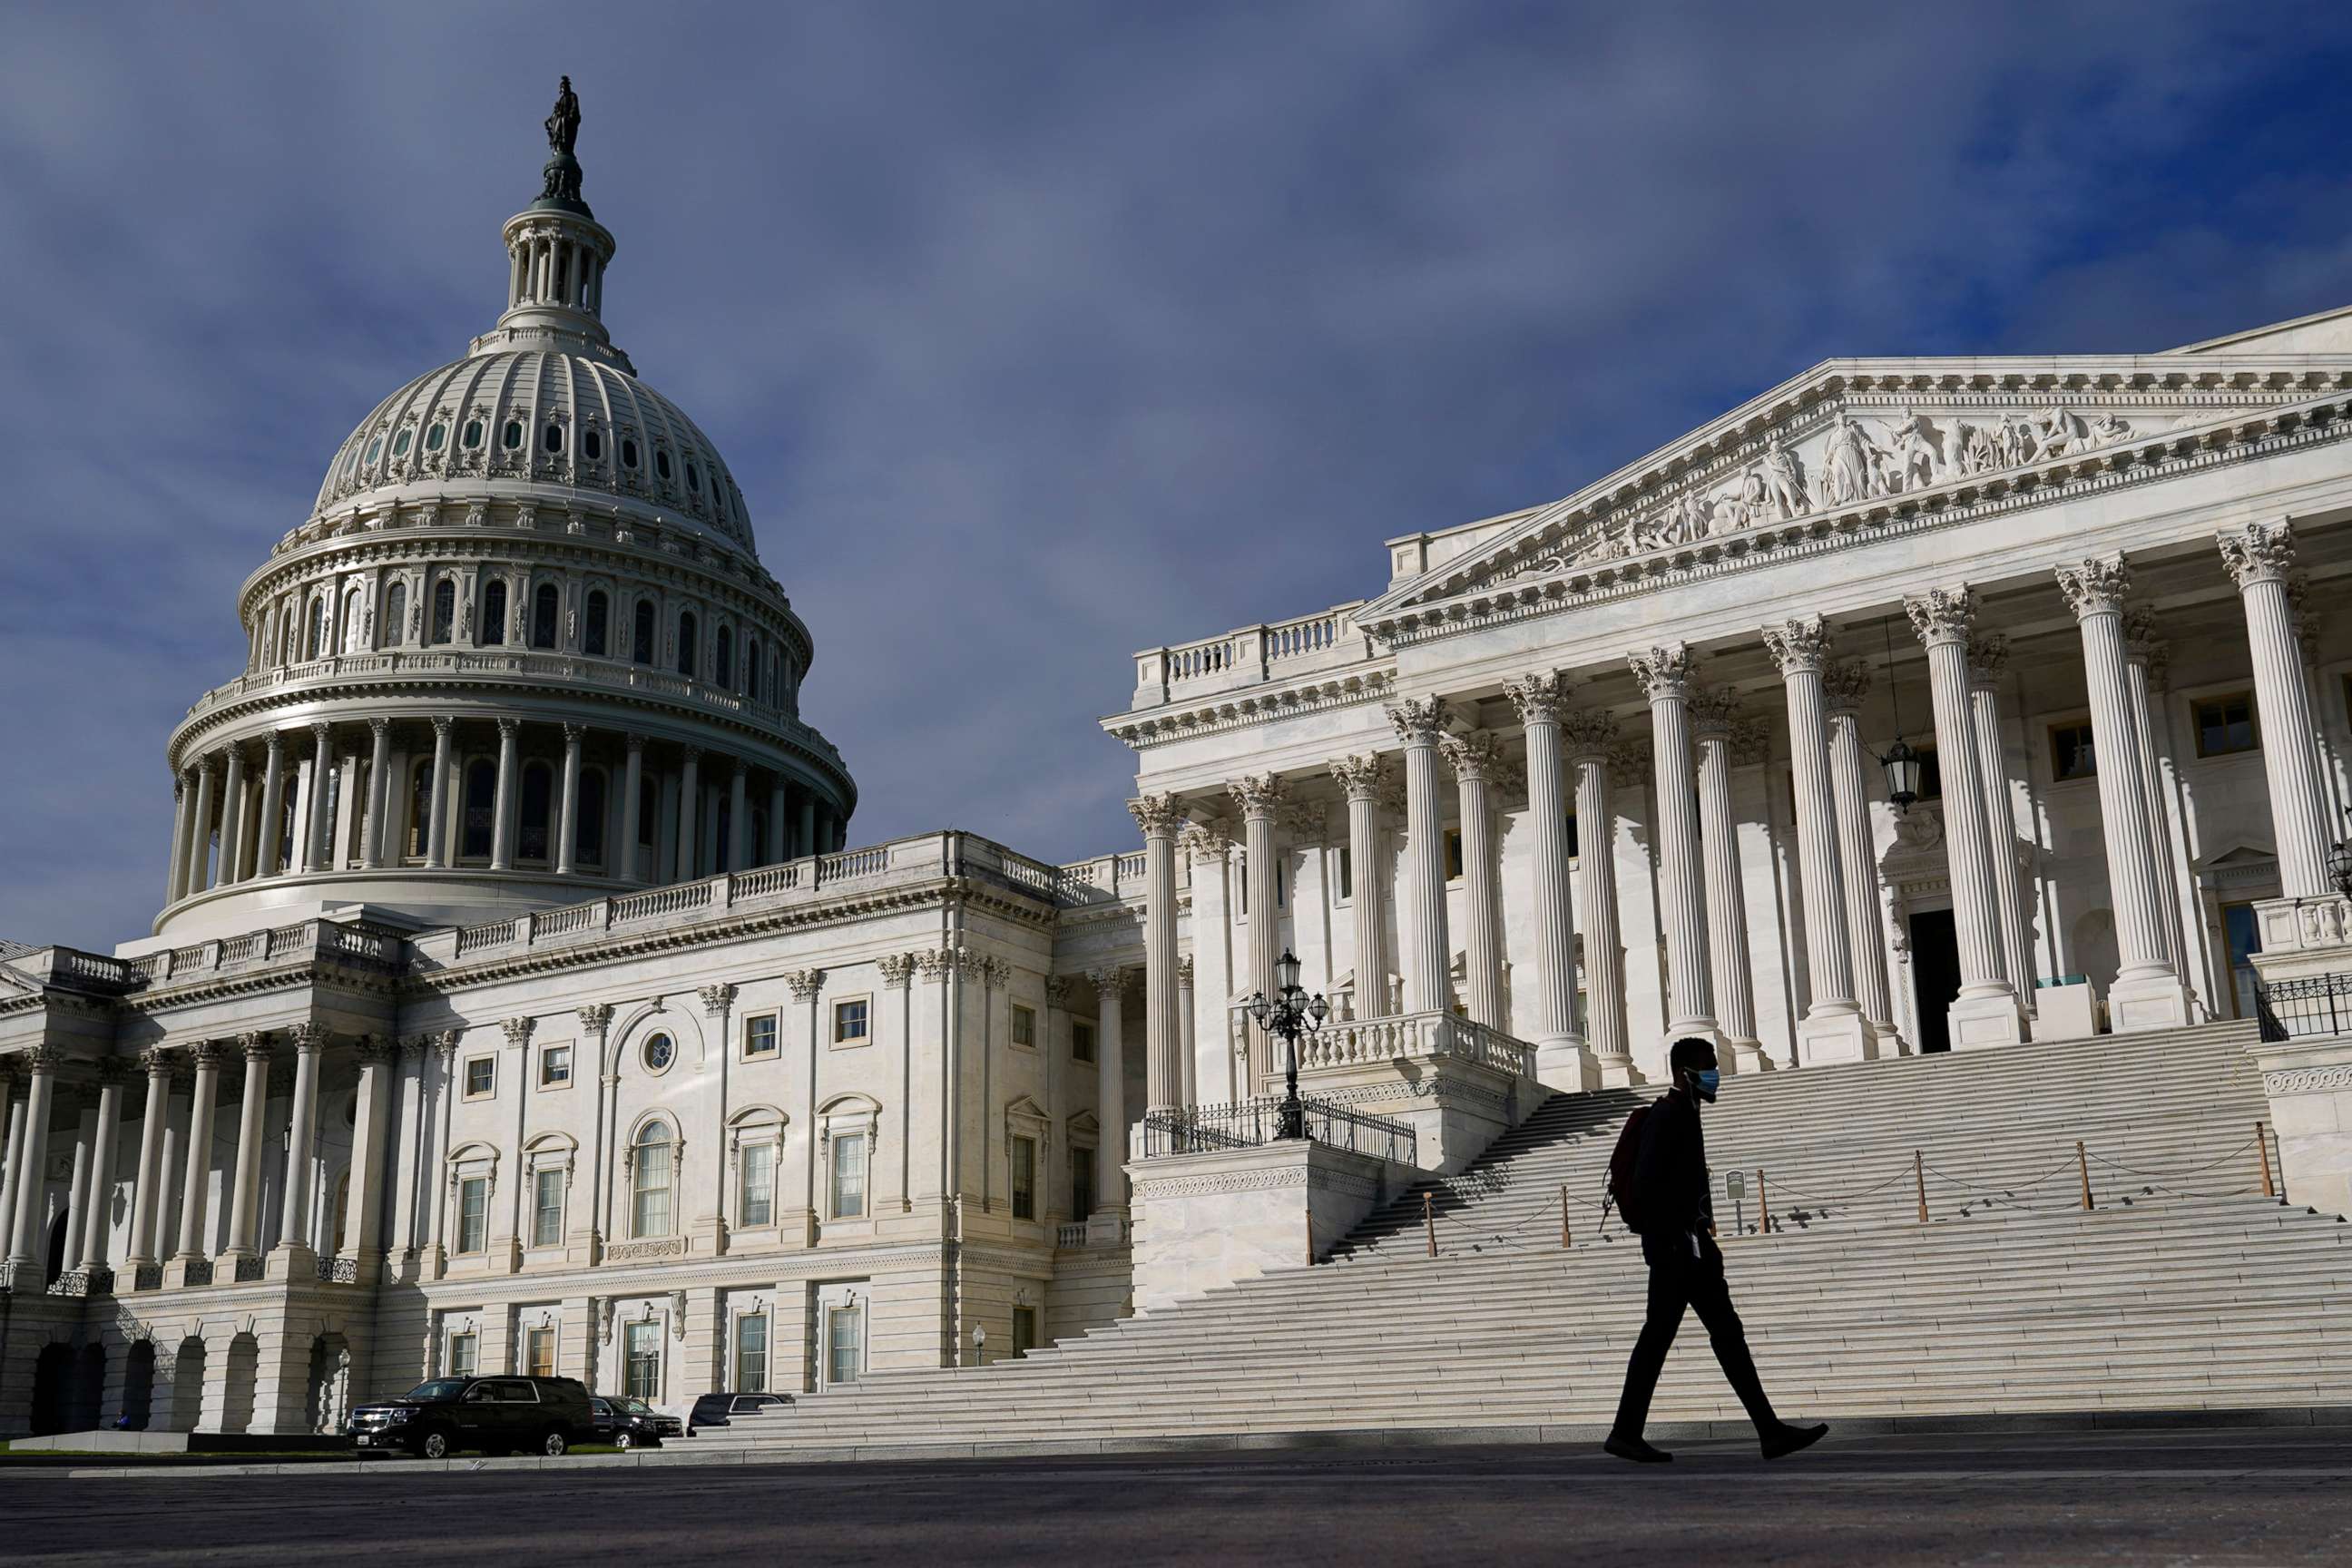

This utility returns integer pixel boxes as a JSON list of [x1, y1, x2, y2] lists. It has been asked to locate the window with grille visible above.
[[632, 1125, 674, 1237], [457, 1178, 487, 1254], [735, 1315, 768, 1394], [2049, 721, 2097, 781], [829, 1132, 867, 1219], [1011, 1004, 1036, 1050], [2194, 692, 2259, 758], [532, 1168, 564, 1248], [526, 1327, 555, 1378], [739, 1142, 775, 1228], [826, 1307, 862, 1387], [624, 1322, 660, 1400], [743, 1014, 778, 1058], [1011, 1136, 1036, 1220], [448, 1333, 477, 1377]]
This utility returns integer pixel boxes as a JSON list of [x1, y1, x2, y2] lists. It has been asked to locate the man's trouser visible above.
[[1610, 1229, 1779, 1437]]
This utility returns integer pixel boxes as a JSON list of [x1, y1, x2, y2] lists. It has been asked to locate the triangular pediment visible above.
[[1360, 344, 2352, 641]]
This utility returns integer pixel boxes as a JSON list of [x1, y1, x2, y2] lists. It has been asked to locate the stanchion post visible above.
[[2257, 1121, 2277, 1200], [1914, 1149, 1927, 1225], [1757, 1168, 1770, 1235], [2076, 1139, 2093, 1211], [1423, 1190, 1436, 1258], [1560, 1184, 1571, 1250]]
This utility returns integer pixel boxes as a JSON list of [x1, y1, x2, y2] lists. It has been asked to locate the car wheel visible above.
[[614, 1432, 635, 1451], [543, 1429, 569, 1458], [419, 1430, 450, 1461]]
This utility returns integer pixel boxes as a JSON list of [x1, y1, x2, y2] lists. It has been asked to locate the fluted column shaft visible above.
[[1824, 689, 1896, 1029], [185, 760, 218, 896], [676, 748, 702, 880], [59, 1132, 91, 1273], [2122, 626, 2190, 982], [1230, 776, 1282, 1004], [361, 718, 394, 867], [5, 1054, 58, 1266], [557, 724, 585, 875], [1331, 758, 1390, 1019], [1693, 716, 1759, 1052], [216, 747, 249, 889], [424, 719, 455, 869], [303, 724, 335, 873], [1133, 797, 1184, 1112], [1965, 645, 2027, 993], [2057, 559, 2176, 991], [1566, 716, 1632, 1077], [1906, 592, 2018, 1008], [1443, 734, 1508, 1030], [346, 1039, 394, 1258], [1765, 621, 1869, 1067], [279, 1030, 325, 1251], [1631, 648, 1717, 1040], [1389, 700, 1455, 1015], [727, 760, 750, 873], [1507, 676, 1586, 1067], [768, 779, 789, 867], [0, 1086, 20, 1260], [333, 743, 364, 870], [165, 772, 195, 904], [620, 736, 646, 881], [489, 719, 521, 870], [125, 1053, 173, 1266], [2220, 523, 2335, 898], [1176, 959, 1197, 1108], [255, 735, 287, 877], [1091, 971, 1128, 1213], [389, 1043, 426, 1256], [172, 1046, 222, 1262], [79, 1068, 124, 1267], [222, 1037, 273, 1257]]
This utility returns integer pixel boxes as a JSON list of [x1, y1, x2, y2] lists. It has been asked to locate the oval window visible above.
[[463, 419, 485, 449], [544, 423, 564, 453], [686, 461, 701, 493], [392, 428, 412, 457], [643, 1033, 675, 1074], [621, 437, 639, 469], [425, 423, 446, 452], [655, 449, 672, 481], [364, 436, 383, 466], [583, 429, 603, 461], [503, 420, 524, 450]]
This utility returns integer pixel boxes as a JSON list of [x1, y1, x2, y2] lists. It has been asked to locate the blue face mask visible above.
[[1691, 1069, 1720, 1102]]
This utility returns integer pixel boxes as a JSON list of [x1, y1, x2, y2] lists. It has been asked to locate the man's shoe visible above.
[[1759, 1421, 1828, 1460], [1602, 1432, 1673, 1464]]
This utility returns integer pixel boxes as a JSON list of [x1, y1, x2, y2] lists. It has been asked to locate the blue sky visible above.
[[3, 1, 2350, 951]]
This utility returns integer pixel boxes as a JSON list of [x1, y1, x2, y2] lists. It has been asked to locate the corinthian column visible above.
[[1763, 619, 1872, 1063], [1629, 646, 1720, 1050], [81, 1062, 125, 1269], [558, 724, 587, 875], [221, 1034, 274, 1259], [1131, 794, 1186, 1113], [3, 1049, 60, 1273], [185, 757, 219, 896], [216, 745, 248, 889], [1966, 636, 2034, 997], [1387, 698, 1455, 1015], [1823, 662, 1897, 1040], [2056, 557, 2192, 1030], [2122, 614, 2197, 1000], [1440, 731, 1508, 1031], [1228, 774, 1284, 1005], [1690, 690, 1764, 1072], [165, 770, 196, 905], [424, 718, 456, 869], [255, 732, 288, 878], [1504, 673, 1593, 1089], [304, 722, 335, 872], [170, 1043, 223, 1271], [2219, 522, 2336, 900], [1905, 587, 2026, 1046], [1563, 710, 1633, 1084], [276, 1024, 327, 1259], [1087, 967, 1130, 1232], [1328, 755, 1392, 1021], [123, 1050, 174, 1268], [361, 717, 394, 868], [489, 718, 521, 871]]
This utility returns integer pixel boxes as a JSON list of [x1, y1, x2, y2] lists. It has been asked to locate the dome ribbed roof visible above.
[[312, 348, 757, 551]]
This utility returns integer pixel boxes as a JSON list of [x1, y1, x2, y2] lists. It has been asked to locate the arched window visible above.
[[278, 608, 295, 666], [531, 583, 559, 650], [384, 581, 407, 648], [407, 760, 434, 858], [632, 600, 655, 665], [745, 636, 760, 702], [307, 598, 329, 661], [461, 760, 496, 859], [632, 1122, 674, 1238], [426, 422, 446, 453], [463, 418, 485, 450], [481, 581, 507, 646], [392, 428, 412, 459], [502, 419, 524, 451], [677, 612, 699, 679], [714, 626, 733, 689], [518, 761, 554, 863], [576, 769, 607, 866], [431, 579, 455, 644], [342, 593, 368, 653], [583, 591, 609, 656]]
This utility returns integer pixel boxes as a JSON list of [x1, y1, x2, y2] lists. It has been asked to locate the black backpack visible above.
[[1602, 1101, 1656, 1234]]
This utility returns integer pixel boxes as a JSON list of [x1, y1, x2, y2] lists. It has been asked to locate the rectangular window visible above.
[[1445, 828, 1464, 881], [2194, 692, 2259, 758], [1336, 844, 1352, 902], [739, 1142, 775, 1228], [1011, 1135, 1036, 1220], [1012, 1306, 1037, 1359], [829, 1132, 867, 1219], [1072, 1146, 1096, 1222], [1011, 1004, 1037, 1050], [742, 1014, 779, 1059], [532, 1168, 564, 1248], [826, 1306, 862, 1387], [1072, 1018, 1097, 1064], [447, 1332, 477, 1377], [525, 1326, 555, 1378], [1916, 747, 1943, 801], [624, 1321, 660, 1401], [464, 1056, 495, 1099], [736, 1315, 769, 1395], [539, 1043, 572, 1088], [833, 997, 869, 1046], [457, 1176, 488, 1255], [2049, 720, 2098, 781]]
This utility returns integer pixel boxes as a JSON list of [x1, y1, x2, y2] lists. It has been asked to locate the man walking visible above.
[[1603, 1036, 1828, 1464]]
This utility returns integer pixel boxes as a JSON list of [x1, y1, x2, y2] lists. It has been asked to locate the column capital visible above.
[[624, 730, 648, 754], [19, 1044, 66, 1073], [1689, 686, 1745, 740], [2218, 518, 2296, 589], [1177, 955, 1195, 986], [430, 715, 455, 739], [1503, 671, 1572, 726], [1822, 660, 1871, 713], [501, 1015, 537, 1049], [1628, 643, 1696, 699], [1328, 754, 1388, 803], [784, 969, 825, 1002], [1438, 730, 1501, 781], [137, 1046, 174, 1079], [434, 1029, 460, 1064], [1128, 792, 1184, 839], [309, 720, 333, 749], [186, 1040, 225, 1071], [1042, 974, 1069, 1008], [93, 1057, 131, 1088], [1384, 695, 1450, 747], [495, 716, 522, 740], [1179, 820, 1232, 865], [1903, 583, 1979, 648], [1086, 965, 1130, 997], [287, 1021, 330, 1053], [577, 1003, 615, 1036], [879, 954, 918, 990], [563, 722, 587, 745], [697, 983, 738, 1017], [367, 716, 391, 740], [680, 743, 702, 766], [2055, 554, 2131, 619], [237, 1032, 273, 1063], [1761, 616, 1835, 676], [1729, 714, 1771, 766], [1965, 632, 2010, 687], [262, 729, 286, 759], [1226, 773, 1284, 820], [1559, 710, 1621, 761], [351, 1034, 397, 1066]]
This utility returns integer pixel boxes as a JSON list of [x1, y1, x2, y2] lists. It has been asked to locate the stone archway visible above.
[[305, 1334, 352, 1435], [120, 1340, 157, 1432], [68, 1342, 105, 1433], [28, 1344, 71, 1436], [219, 1334, 259, 1434], [169, 1338, 207, 1432]]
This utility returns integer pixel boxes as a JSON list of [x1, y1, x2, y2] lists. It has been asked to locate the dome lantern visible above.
[[489, 77, 625, 368]]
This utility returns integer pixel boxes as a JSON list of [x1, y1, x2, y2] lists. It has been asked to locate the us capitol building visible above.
[[4, 85, 2351, 1436]]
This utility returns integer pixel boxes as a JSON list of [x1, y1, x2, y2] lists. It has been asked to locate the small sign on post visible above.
[[1724, 1170, 1747, 1237]]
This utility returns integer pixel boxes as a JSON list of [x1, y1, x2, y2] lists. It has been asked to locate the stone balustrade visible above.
[[1296, 1009, 1536, 1081], [1131, 600, 1373, 708]]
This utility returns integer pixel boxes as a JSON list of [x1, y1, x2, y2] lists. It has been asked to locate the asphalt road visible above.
[[5, 1428, 2348, 1565]]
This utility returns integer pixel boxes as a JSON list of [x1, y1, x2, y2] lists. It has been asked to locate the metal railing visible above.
[[317, 1255, 359, 1284], [233, 1256, 266, 1283], [1139, 1095, 1417, 1166], [2256, 972, 2352, 1044]]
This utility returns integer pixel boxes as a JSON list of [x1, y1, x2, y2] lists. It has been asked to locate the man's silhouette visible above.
[[1603, 1036, 1828, 1464]]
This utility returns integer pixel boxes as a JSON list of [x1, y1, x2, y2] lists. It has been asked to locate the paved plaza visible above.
[[5, 1427, 2349, 1565]]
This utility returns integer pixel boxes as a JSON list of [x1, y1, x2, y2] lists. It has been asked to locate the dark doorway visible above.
[[29, 1344, 70, 1436], [1909, 908, 1962, 1054]]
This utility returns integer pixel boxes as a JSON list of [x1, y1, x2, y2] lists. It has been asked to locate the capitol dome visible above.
[[147, 83, 855, 942]]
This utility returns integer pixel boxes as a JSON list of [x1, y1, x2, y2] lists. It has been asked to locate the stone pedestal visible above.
[[2108, 972, 2193, 1033], [1534, 1039, 1602, 1094], [1794, 1010, 1873, 1066], [1126, 1139, 1402, 1316], [1950, 991, 2031, 1050], [2252, 1031, 2352, 1220], [2034, 980, 2101, 1041], [262, 1242, 317, 1283]]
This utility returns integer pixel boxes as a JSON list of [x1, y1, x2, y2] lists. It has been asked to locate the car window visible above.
[[409, 1380, 467, 1401], [463, 1384, 496, 1403]]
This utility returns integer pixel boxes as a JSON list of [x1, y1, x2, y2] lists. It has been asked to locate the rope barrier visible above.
[[2078, 1136, 2260, 1181]]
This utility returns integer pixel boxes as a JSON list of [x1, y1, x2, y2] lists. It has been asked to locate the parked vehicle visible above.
[[591, 1395, 682, 1450], [688, 1391, 794, 1431], [348, 1376, 595, 1459]]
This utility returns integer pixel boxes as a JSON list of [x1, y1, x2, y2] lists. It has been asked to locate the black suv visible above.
[[349, 1376, 594, 1459], [590, 1395, 681, 1450]]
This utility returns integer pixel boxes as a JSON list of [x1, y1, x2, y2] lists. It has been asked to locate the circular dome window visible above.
[[503, 420, 524, 451], [642, 1032, 675, 1075], [583, 429, 603, 462], [425, 423, 446, 453], [463, 419, 485, 450], [392, 428, 412, 458]]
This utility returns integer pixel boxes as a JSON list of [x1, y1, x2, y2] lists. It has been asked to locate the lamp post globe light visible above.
[[2329, 810, 2352, 902], [1247, 948, 1328, 1141]]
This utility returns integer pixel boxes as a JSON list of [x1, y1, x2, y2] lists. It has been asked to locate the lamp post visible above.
[[1247, 947, 1328, 1141], [2329, 809, 2352, 902]]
